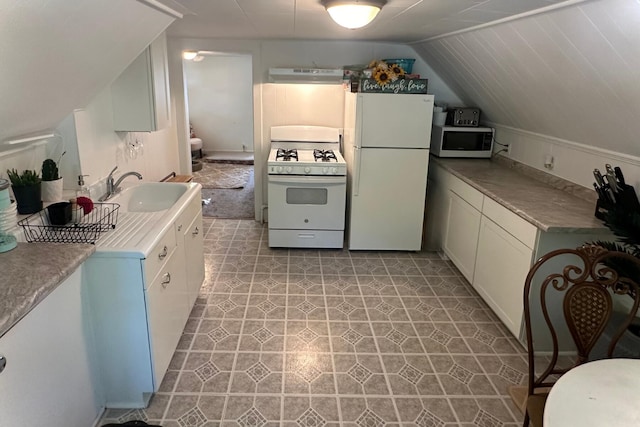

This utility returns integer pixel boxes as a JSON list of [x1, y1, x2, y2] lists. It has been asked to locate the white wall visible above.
[[72, 86, 180, 198], [184, 55, 254, 153]]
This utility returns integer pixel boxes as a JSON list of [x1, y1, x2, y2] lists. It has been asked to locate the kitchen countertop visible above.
[[0, 242, 95, 337], [431, 156, 609, 233]]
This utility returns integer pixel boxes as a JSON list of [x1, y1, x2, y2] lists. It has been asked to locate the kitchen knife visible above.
[[604, 164, 618, 190], [614, 166, 626, 186], [593, 183, 606, 202], [604, 173, 619, 193], [593, 169, 605, 188]]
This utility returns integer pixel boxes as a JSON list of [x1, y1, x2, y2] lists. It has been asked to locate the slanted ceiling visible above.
[[413, 0, 640, 157], [0, 0, 175, 144]]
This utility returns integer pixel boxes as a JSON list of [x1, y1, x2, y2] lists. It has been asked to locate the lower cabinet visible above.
[[443, 191, 481, 283], [473, 216, 534, 337], [427, 161, 607, 344], [146, 244, 188, 388], [86, 196, 205, 408], [176, 198, 205, 308], [0, 267, 102, 427]]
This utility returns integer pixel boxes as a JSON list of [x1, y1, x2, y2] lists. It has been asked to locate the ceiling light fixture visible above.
[[182, 50, 198, 60], [322, 0, 386, 29]]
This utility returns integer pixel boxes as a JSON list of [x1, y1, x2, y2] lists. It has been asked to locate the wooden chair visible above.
[[522, 244, 640, 427]]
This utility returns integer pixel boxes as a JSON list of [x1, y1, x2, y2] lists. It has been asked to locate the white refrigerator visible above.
[[343, 92, 434, 250]]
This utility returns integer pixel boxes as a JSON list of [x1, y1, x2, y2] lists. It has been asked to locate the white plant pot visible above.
[[41, 178, 64, 202]]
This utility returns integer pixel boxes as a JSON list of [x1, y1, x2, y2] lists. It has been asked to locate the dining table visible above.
[[543, 358, 640, 427]]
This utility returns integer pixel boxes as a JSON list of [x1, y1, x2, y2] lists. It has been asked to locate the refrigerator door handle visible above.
[[353, 145, 362, 196]]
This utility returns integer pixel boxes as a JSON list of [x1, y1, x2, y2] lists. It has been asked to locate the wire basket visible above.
[[18, 203, 120, 244]]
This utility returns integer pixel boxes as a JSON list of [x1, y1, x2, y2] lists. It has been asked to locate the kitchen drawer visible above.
[[144, 228, 177, 286], [482, 196, 538, 249], [448, 173, 484, 211]]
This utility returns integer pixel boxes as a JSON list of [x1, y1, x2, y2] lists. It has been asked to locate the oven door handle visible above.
[[268, 175, 346, 185]]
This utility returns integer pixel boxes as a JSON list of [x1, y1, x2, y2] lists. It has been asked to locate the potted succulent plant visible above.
[[7, 168, 42, 214], [40, 152, 65, 202]]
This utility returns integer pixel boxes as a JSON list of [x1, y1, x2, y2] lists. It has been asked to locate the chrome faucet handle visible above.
[[106, 166, 118, 192]]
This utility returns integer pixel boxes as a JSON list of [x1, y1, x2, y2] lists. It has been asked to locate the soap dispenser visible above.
[[77, 175, 90, 198]]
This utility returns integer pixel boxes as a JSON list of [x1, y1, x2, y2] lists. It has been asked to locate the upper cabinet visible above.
[[111, 33, 171, 132]]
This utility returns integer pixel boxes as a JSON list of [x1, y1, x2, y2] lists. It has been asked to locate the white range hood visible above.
[[268, 68, 343, 84]]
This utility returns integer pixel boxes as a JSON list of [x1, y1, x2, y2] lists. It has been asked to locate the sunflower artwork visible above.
[[369, 60, 405, 86], [357, 60, 428, 94]]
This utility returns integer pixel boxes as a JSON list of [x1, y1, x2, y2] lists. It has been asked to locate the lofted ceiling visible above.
[[166, 0, 571, 42]]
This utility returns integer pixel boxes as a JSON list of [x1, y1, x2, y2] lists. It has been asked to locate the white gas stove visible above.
[[267, 127, 346, 176], [267, 125, 347, 249]]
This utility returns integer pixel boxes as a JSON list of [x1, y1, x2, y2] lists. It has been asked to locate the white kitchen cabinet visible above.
[[146, 244, 188, 386], [443, 191, 482, 282], [86, 198, 204, 408], [473, 216, 534, 337], [175, 195, 205, 309], [426, 161, 608, 344], [0, 267, 102, 427], [111, 32, 170, 132]]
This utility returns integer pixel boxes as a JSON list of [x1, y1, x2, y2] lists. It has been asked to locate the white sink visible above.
[[96, 181, 202, 256], [111, 182, 188, 212]]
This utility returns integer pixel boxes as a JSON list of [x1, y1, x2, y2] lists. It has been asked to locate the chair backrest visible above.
[[523, 244, 640, 393]]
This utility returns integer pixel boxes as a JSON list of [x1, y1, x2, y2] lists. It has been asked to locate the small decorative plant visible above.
[[41, 159, 59, 181], [6, 168, 42, 213], [41, 151, 65, 181], [6, 168, 41, 187]]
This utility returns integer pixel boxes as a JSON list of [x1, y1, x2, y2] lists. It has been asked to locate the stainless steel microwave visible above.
[[430, 125, 494, 158]]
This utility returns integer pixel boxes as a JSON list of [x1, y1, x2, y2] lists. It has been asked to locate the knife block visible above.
[[595, 185, 640, 221], [595, 198, 613, 221]]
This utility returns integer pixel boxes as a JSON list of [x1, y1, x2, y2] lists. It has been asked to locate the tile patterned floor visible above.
[[100, 219, 528, 427]]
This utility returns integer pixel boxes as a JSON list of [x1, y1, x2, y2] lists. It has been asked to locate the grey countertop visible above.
[[0, 243, 95, 337], [431, 156, 609, 233]]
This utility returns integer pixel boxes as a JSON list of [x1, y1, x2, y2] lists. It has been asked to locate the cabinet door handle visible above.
[[161, 272, 171, 288], [177, 224, 183, 232], [0, 355, 6, 374], [158, 245, 168, 260], [192, 227, 200, 236]]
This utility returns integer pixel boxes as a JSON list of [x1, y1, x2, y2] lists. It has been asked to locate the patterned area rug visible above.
[[192, 163, 252, 189], [200, 168, 254, 219]]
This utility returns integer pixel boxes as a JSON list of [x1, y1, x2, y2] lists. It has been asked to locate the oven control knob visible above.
[[304, 167, 311, 174], [285, 166, 293, 173], [276, 166, 283, 173], [322, 167, 329, 174], [331, 167, 338, 174]]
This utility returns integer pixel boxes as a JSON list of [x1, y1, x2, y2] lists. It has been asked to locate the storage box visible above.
[[354, 78, 428, 94]]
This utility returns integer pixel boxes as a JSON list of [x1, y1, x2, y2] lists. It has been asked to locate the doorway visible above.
[[183, 53, 254, 218]]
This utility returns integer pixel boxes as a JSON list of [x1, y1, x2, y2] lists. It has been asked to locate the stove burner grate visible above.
[[276, 148, 298, 161], [313, 149, 337, 162]]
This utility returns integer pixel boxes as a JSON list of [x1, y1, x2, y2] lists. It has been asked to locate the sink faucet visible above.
[[99, 166, 143, 201]]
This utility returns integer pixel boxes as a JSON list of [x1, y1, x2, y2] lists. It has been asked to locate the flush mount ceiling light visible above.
[[322, 0, 386, 29], [183, 50, 218, 61], [182, 50, 198, 60]]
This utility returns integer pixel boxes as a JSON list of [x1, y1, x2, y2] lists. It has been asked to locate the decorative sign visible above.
[[357, 78, 428, 94]]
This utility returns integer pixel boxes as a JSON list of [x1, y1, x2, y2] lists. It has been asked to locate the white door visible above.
[[358, 93, 434, 148], [473, 216, 534, 338], [443, 191, 482, 282], [348, 147, 429, 250]]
